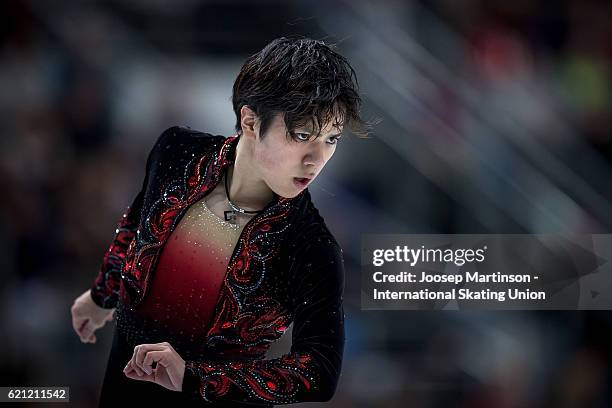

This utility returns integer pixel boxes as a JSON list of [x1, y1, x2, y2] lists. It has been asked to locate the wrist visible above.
[[88, 290, 115, 317], [89, 288, 114, 310]]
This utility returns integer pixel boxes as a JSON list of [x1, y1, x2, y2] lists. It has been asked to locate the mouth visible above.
[[293, 177, 312, 189]]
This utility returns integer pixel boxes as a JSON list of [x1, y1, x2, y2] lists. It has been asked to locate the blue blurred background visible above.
[[1, 0, 612, 407]]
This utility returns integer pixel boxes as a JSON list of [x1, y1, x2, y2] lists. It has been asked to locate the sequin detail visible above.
[[135, 198, 247, 342], [94, 127, 343, 405]]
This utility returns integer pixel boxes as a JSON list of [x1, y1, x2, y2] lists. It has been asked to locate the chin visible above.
[[274, 186, 302, 199], [278, 190, 300, 199]]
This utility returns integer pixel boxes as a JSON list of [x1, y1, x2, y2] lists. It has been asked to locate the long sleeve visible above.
[[89, 127, 175, 308], [182, 237, 345, 404], [90, 189, 145, 309]]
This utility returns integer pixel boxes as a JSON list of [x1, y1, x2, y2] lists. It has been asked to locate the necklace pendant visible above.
[[224, 210, 237, 224]]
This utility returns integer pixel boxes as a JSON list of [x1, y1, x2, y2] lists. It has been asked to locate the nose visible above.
[[303, 143, 327, 168]]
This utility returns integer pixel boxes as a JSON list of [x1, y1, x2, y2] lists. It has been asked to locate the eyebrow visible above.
[[294, 129, 343, 138]]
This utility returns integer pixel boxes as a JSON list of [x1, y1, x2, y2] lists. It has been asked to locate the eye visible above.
[[326, 135, 342, 145], [292, 132, 311, 142]]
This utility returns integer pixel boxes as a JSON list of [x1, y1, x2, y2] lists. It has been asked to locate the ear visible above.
[[240, 105, 259, 140]]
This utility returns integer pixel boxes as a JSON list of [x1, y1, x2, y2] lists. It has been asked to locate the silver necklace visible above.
[[223, 167, 263, 224]]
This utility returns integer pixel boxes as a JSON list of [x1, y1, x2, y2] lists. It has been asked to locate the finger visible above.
[[129, 347, 145, 376], [123, 363, 134, 376], [152, 342, 183, 389], [70, 303, 81, 319], [164, 356, 184, 390], [130, 344, 165, 375], [124, 362, 153, 382], [124, 369, 139, 381], [155, 341, 174, 352], [136, 344, 166, 374], [146, 349, 182, 390], [132, 360, 155, 382], [80, 322, 94, 343], [143, 350, 166, 373], [72, 316, 85, 336], [123, 360, 136, 375], [142, 352, 181, 390], [128, 360, 145, 378], [78, 319, 88, 332]]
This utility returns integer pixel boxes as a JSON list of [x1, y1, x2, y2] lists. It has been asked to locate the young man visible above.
[[71, 37, 366, 406]]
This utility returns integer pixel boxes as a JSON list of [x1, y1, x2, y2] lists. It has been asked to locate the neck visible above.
[[227, 136, 275, 211]]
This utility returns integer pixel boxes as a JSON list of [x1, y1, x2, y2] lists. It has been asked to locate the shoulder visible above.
[[291, 191, 336, 237], [287, 191, 344, 263], [154, 125, 226, 150], [145, 126, 227, 164]]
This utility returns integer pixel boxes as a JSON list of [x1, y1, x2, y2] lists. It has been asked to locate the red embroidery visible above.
[[116, 131, 320, 403]]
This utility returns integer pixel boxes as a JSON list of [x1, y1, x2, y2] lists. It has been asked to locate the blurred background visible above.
[[1, 0, 612, 406]]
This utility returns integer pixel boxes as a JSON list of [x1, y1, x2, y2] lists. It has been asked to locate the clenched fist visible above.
[[71, 289, 115, 343]]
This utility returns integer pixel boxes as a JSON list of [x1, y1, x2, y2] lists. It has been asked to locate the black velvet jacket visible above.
[[90, 126, 345, 405]]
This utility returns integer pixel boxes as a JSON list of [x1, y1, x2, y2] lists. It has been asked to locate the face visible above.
[[252, 114, 343, 198]]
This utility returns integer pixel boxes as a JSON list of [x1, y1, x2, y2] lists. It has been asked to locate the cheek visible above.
[[254, 145, 290, 178], [320, 145, 336, 168], [326, 146, 337, 161]]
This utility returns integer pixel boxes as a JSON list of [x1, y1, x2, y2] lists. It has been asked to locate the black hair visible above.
[[232, 37, 369, 140]]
